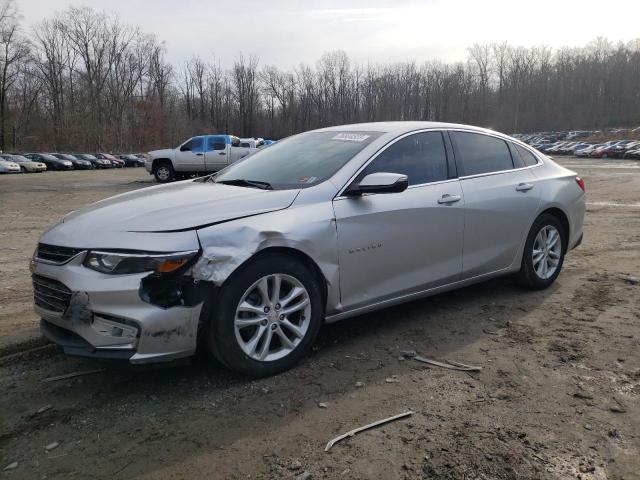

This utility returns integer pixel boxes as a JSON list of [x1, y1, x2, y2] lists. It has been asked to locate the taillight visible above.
[[575, 176, 585, 192]]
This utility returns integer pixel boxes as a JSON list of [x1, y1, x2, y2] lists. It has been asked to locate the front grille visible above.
[[32, 274, 72, 313], [36, 243, 83, 264]]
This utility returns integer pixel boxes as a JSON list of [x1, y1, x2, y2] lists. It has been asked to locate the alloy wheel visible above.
[[156, 166, 170, 181], [532, 225, 562, 280], [234, 273, 311, 362]]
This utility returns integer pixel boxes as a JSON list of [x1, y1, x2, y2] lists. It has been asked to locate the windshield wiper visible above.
[[216, 179, 273, 190]]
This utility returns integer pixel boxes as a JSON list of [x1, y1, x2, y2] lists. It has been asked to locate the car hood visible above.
[[149, 148, 175, 159], [49, 180, 300, 236]]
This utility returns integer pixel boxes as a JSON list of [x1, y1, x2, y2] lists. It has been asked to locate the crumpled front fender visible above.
[[193, 202, 341, 314]]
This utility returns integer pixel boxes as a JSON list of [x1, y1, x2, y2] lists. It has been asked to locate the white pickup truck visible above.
[[146, 134, 254, 182]]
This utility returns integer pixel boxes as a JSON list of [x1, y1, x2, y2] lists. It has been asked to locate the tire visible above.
[[205, 253, 323, 377], [515, 213, 566, 290], [153, 161, 174, 183]]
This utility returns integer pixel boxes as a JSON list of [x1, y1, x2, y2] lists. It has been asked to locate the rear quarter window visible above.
[[453, 132, 514, 176], [515, 144, 540, 167]]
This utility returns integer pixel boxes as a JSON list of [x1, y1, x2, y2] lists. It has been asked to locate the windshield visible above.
[[8, 155, 29, 162], [82, 154, 97, 160], [41, 154, 58, 161], [214, 131, 382, 190]]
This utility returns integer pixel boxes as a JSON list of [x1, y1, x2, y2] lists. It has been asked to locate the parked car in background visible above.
[[590, 144, 618, 158], [146, 134, 254, 182], [613, 141, 640, 158], [76, 154, 112, 169], [94, 153, 124, 168], [1, 154, 46, 173], [117, 154, 145, 167], [51, 153, 93, 170], [623, 147, 640, 159], [561, 142, 591, 155], [33, 121, 585, 376], [239, 138, 258, 148], [0, 157, 21, 174], [575, 144, 602, 157], [25, 153, 73, 171]]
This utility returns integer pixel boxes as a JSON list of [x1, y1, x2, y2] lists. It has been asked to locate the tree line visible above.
[[2, 1, 639, 152]]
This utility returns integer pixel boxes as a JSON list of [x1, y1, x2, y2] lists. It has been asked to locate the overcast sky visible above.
[[17, 0, 640, 68]]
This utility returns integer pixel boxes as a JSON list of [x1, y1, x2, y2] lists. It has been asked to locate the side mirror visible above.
[[345, 172, 409, 196]]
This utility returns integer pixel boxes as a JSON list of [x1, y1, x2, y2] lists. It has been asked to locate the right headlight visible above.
[[84, 250, 198, 275]]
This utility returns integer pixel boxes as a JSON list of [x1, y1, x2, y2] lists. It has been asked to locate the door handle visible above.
[[516, 182, 534, 192], [437, 194, 461, 204], [218, 152, 226, 155], [195, 153, 203, 156]]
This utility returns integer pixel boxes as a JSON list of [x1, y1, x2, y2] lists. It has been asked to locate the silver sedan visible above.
[[32, 122, 585, 376]]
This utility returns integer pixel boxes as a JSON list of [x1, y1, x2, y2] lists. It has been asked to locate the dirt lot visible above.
[[0, 159, 639, 479]]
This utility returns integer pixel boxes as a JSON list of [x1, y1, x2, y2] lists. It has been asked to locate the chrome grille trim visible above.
[[36, 243, 84, 265], [32, 274, 72, 313]]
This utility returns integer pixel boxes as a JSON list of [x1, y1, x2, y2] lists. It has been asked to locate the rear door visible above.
[[204, 136, 229, 172], [450, 131, 541, 279], [175, 136, 206, 172], [333, 130, 465, 310]]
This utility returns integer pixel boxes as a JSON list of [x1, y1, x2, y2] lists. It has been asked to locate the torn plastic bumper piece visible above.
[[41, 319, 135, 360]]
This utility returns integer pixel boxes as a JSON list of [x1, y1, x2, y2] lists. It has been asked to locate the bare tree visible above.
[[0, 0, 30, 150]]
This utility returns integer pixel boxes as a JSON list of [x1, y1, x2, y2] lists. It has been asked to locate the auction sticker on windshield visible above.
[[332, 133, 370, 142]]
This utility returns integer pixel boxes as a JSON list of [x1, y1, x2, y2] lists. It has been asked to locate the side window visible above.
[[191, 137, 204, 153], [515, 144, 539, 167], [206, 137, 226, 151], [359, 131, 448, 186], [453, 132, 514, 176], [180, 139, 193, 151]]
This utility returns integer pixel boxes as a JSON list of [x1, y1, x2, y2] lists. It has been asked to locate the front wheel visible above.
[[205, 254, 323, 377], [153, 161, 174, 183], [515, 214, 566, 290]]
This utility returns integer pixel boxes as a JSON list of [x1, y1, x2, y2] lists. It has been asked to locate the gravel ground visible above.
[[0, 158, 638, 479]]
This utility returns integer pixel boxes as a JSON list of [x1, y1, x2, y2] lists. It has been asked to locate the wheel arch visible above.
[[240, 246, 329, 314], [538, 206, 570, 249], [152, 157, 173, 169]]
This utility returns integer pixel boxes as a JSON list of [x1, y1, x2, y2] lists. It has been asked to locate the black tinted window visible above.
[[454, 132, 514, 175], [191, 137, 204, 152], [515, 144, 539, 167], [360, 131, 448, 185], [206, 137, 226, 151]]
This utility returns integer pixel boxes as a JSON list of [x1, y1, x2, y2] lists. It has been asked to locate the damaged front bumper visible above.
[[32, 252, 204, 364]]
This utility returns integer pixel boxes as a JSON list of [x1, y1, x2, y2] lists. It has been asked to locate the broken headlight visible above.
[[84, 250, 198, 275]]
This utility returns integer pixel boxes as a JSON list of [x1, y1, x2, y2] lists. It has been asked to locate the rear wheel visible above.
[[515, 213, 566, 290], [153, 161, 174, 183], [206, 254, 323, 377]]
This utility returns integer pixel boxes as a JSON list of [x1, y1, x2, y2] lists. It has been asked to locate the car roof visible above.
[[312, 121, 501, 136]]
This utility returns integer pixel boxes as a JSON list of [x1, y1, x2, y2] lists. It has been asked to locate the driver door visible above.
[[176, 136, 206, 172], [333, 131, 465, 310]]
